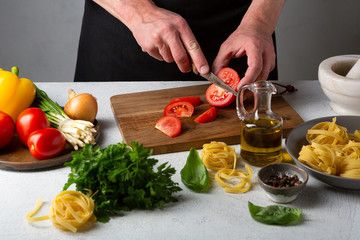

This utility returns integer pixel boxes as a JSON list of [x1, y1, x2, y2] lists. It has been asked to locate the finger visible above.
[[179, 28, 209, 74], [167, 35, 192, 72], [140, 35, 165, 62], [255, 59, 270, 82], [212, 52, 232, 75], [240, 48, 263, 86], [256, 50, 275, 81], [142, 43, 164, 61], [158, 44, 174, 63], [146, 49, 164, 62], [212, 46, 245, 75], [186, 39, 209, 74]]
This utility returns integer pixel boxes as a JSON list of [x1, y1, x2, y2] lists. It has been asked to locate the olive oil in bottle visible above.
[[240, 118, 282, 167], [236, 81, 283, 167]]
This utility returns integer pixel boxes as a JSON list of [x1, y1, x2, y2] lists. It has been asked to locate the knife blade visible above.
[[199, 72, 237, 95], [191, 62, 237, 95]]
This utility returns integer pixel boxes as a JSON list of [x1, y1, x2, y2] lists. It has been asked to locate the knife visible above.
[[191, 64, 237, 95]]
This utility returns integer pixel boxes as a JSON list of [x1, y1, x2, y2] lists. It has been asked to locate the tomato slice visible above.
[[170, 96, 201, 106], [205, 67, 240, 107], [155, 116, 181, 138], [217, 67, 240, 89], [205, 84, 235, 107], [194, 107, 217, 123], [164, 101, 194, 117]]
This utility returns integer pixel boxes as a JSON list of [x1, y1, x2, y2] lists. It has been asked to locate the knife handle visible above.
[[189, 58, 199, 75]]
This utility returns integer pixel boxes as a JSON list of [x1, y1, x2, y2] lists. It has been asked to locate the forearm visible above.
[[93, 0, 158, 30], [239, 0, 286, 35]]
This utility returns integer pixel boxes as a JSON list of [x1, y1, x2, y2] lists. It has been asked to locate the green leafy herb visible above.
[[248, 201, 302, 225], [63, 142, 182, 223], [180, 147, 210, 192]]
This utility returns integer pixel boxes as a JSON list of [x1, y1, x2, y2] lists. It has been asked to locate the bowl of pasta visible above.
[[285, 115, 360, 190]]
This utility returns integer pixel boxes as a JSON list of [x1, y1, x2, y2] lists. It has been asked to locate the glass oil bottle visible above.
[[236, 81, 283, 167]]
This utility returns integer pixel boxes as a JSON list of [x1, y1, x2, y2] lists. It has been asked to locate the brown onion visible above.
[[64, 89, 98, 123]]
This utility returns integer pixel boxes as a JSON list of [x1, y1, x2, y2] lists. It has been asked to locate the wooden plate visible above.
[[0, 120, 100, 171]]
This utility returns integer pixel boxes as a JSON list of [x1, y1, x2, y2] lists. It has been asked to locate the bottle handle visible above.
[[236, 84, 253, 120]]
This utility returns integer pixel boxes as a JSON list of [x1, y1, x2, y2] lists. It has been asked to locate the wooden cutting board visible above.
[[110, 84, 303, 155]]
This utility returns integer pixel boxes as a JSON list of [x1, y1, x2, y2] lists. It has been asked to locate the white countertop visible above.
[[1, 80, 359, 240]]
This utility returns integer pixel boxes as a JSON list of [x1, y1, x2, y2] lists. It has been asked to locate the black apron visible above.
[[74, 0, 278, 81]]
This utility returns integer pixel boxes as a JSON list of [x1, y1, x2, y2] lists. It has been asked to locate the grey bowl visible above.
[[285, 115, 360, 190], [258, 163, 308, 203]]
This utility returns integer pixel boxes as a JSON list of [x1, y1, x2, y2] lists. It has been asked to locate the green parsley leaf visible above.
[[63, 142, 181, 223]]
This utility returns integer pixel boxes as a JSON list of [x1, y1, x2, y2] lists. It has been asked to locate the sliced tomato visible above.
[[206, 67, 240, 107], [205, 84, 235, 107], [155, 116, 181, 138], [170, 96, 201, 106], [194, 107, 217, 123], [164, 101, 194, 117], [217, 67, 240, 89]]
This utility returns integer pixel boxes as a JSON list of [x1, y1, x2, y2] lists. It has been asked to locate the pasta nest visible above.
[[26, 190, 96, 232], [299, 117, 360, 179], [306, 117, 349, 145], [201, 141, 253, 193]]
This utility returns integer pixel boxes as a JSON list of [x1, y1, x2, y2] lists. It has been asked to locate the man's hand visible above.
[[94, 0, 209, 75], [212, 28, 276, 88], [130, 7, 209, 74], [212, 0, 285, 90]]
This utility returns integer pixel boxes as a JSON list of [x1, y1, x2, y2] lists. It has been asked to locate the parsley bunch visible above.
[[63, 142, 181, 223]]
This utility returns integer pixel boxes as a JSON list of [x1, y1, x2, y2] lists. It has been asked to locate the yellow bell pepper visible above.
[[0, 66, 36, 122]]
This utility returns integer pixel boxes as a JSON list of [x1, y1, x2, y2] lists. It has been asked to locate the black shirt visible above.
[[74, 0, 277, 81]]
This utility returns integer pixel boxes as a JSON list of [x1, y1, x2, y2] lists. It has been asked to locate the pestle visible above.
[[346, 58, 360, 79]]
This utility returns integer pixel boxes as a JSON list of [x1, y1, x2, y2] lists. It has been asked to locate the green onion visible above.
[[33, 85, 96, 150]]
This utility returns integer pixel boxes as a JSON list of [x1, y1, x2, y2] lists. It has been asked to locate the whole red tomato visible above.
[[27, 128, 66, 160], [0, 111, 15, 149], [16, 108, 50, 146]]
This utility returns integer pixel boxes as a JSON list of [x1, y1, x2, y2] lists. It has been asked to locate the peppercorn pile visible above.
[[264, 174, 302, 188]]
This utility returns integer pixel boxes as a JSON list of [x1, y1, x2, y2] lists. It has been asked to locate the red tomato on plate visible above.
[[27, 128, 66, 160], [194, 107, 217, 123], [164, 101, 194, 117], [170, 96, 201, 106], [155, 116, 181, 138], [16, 108, 51, 146], [0, 111, 15, 149], [206, 67, 240, 107]]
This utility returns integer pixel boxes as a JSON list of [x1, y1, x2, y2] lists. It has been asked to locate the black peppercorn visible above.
[[264, 174, 302, 188]]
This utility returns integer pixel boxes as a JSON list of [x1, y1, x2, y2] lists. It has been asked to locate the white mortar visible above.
[[318, 55, 360, 115]]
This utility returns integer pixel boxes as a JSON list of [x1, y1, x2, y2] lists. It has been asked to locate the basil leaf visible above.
[[180, 147, 210, 192], [248, 201, 302, 225]]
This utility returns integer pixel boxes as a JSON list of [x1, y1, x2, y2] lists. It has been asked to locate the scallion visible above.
[[33, 85, 96, 150]]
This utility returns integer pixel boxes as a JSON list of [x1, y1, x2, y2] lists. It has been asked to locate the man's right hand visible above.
[[94, 0, 210, 75]]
